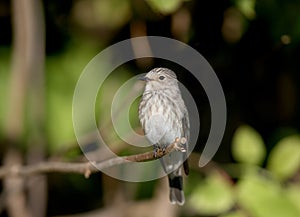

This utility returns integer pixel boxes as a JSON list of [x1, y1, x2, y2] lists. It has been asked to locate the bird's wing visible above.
[[182, 109, 190, 175]]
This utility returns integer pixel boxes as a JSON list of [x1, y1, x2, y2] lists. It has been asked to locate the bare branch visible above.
[[0, 138, 187, 179]]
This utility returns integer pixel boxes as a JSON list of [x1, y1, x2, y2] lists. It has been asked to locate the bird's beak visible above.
[[138, 76, 151, 82]]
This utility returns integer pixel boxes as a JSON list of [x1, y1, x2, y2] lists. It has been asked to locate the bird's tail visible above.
[[168, 173, 185, 205]]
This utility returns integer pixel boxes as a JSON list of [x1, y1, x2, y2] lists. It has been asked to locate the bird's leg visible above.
[[153, 144, 160, 158], [174, 137, 187, 152], [153, 144, 165, 158]]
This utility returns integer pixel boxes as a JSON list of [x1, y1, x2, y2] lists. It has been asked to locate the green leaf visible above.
[[286, 183, 300, 213], [267, 135, 300, 180], [189, 171, 234, 215], [235, 0, 256, 20], [232, 125, 266, 165], [219, 211, 247, 217], [237, 172, 300, 217], [146, 0, 183, 14], [94, 0, 131, 29]]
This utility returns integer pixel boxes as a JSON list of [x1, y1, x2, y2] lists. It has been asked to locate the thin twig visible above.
[[0, 138, 187, 179]]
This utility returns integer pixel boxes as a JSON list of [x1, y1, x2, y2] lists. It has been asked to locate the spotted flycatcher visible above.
[[139, 67, 190, 205]]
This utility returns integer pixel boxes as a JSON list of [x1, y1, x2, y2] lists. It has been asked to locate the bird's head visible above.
[[139, 68, 178, 90]]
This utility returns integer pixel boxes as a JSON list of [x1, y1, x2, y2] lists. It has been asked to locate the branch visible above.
[[0, 138, 187, 179]]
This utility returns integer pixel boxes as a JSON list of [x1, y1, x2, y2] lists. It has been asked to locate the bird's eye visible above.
[[159, 76, 165, 80]]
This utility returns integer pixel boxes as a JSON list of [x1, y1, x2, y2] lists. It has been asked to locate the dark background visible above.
[[0, 0, 300, 217]]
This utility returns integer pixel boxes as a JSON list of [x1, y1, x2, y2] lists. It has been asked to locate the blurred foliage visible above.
[[267, 135, 300, 180], [0, 48, 10, 138], [232, 125, 266, 165], [189, 171, 234, 215], [237, 172, 299, 217], [255, 0, 300, 45], [95, 66, 140, 150], [235, 0, 256, 20], [188, 125, 300, 217], [146, 0, 184, 14], [46, 41, 99, 151], [72, 0, 131, 30]]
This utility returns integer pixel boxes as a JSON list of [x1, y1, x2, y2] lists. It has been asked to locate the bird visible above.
[[138, 67, 190, 205]]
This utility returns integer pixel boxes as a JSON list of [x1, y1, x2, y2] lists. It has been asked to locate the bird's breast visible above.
[[139, 91, 182, 145]]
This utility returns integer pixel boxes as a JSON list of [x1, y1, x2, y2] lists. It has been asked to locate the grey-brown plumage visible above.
[[138, 67, 190, 205]]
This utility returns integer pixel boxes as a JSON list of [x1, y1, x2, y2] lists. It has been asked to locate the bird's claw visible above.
[[153, 145, 165, 158], [174, 143, 187, 152]]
